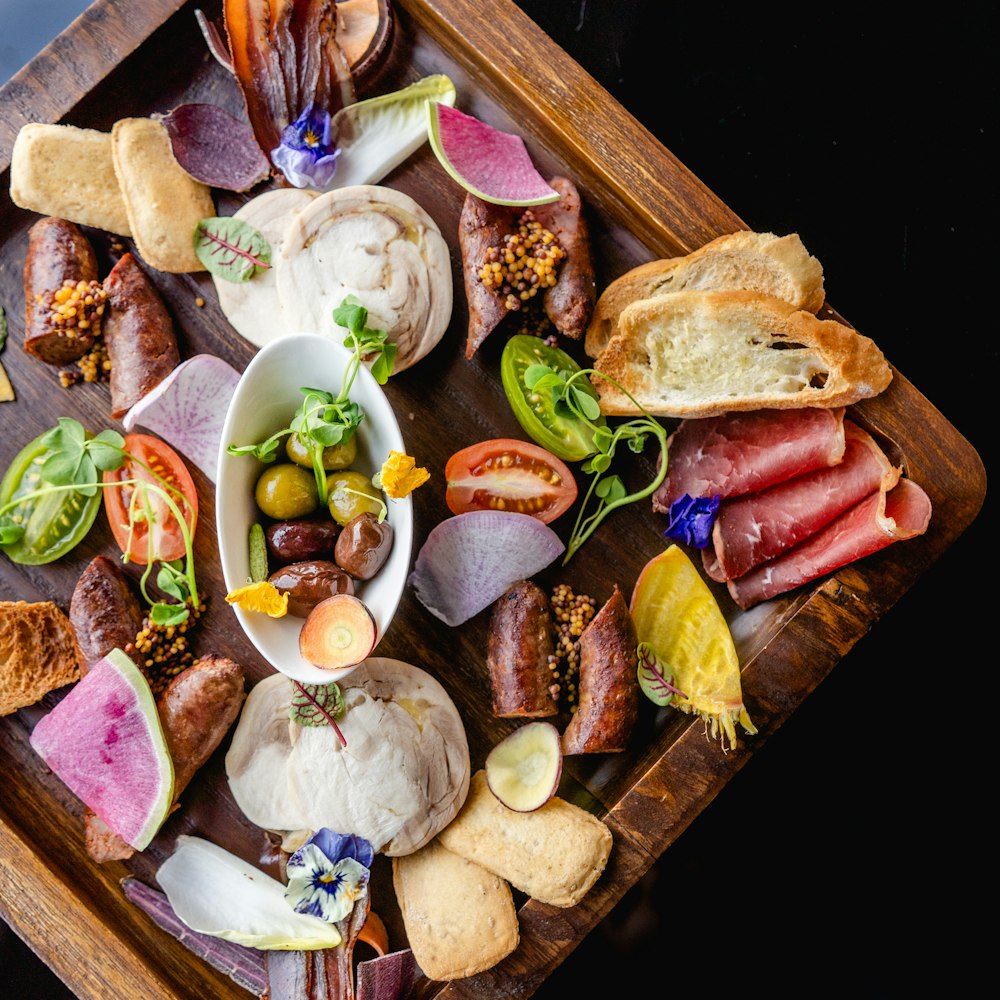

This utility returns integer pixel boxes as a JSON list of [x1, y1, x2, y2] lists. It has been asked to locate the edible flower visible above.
[[225, 580, 289, 617], [285, 829, 373, 923], [374, 451, 430, 499], [663, 493, 721, 549], [271, 104, 341, 189]]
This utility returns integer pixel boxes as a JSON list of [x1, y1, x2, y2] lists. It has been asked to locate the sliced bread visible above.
[[592, 289, 892, 418], [584, 230, 825, 358]]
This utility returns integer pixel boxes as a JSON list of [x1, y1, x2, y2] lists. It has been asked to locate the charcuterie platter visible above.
[[0, 2, 987, 999]]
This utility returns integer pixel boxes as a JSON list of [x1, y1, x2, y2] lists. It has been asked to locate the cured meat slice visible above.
[[652, 407, 846, 514], [727, 478, 933, 610], [703, 421, 900, 582]]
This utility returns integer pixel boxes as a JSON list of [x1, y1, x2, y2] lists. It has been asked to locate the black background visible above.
[[3, 1, 994, 997]]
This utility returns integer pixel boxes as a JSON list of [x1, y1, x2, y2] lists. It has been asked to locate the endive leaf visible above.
[[156, 835, 342, 950]]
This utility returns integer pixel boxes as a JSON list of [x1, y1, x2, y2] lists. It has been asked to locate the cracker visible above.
[[9, 123, 132, 236], [437, 769, 613, 908], [392, 839, 518, 981], [110, 117, 215, 273]]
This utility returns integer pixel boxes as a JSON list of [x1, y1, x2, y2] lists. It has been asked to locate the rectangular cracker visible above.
[[9, 123, 132, 236], [392, 839, 518, 981], [437, 770, 613, 908], [110, 117, 215, 273]]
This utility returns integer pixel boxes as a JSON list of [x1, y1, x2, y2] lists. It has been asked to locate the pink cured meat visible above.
[[703, 421, 900, 582], [727, 478, 933, 609], [652, 407, 846, 514]]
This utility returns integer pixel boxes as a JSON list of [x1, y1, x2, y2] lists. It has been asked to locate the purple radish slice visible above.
[[408, 510, 564, 626], [426, 103, 560, 207], [122, 354, 240, 484]]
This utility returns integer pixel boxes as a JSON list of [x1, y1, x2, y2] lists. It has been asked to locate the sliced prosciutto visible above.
[[727, 478, 933, 610], [703, 421, 901, 581], [652, 407, 846, 513]]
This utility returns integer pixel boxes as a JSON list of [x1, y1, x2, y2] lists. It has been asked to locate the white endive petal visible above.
[[156, 835, 342, 951]]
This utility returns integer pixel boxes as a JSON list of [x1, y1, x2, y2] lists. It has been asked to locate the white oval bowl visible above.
[[216, 333, 412, 685]]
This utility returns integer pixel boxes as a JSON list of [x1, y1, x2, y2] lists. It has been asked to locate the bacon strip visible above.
[[727, 478, 932, 609], [653, 407, 846, 513], [703, 421, 900, 582]]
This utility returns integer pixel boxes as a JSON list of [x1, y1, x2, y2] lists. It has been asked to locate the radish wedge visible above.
[[485, 721, 562, 812], [122, 354, 240, 483], [299, 594, 377, 672]]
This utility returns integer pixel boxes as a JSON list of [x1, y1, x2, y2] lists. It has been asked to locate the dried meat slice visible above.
[[653, 407, 846, 513], [727, 477, 932, 610], [703, 421, 900, 581]]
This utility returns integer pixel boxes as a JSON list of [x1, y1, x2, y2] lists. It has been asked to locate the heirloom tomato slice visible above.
[[103, 434, 198, 564], [500, 335, 603, 462], [445, 438, 578, 523]]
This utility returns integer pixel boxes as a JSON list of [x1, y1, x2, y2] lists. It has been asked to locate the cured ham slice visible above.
[[703, 421, 900, 581], [652, 407, 846, 513], [727, 478, 933, 610]]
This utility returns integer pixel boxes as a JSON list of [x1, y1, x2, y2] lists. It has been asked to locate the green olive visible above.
[[255, 464, 319, 520], [286, 432, 358, 471], [326, 471, 383, 526]]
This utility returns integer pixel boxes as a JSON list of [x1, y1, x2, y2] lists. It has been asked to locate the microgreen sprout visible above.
[[227, 296, 395, 503], [520, 364, 669, 563]]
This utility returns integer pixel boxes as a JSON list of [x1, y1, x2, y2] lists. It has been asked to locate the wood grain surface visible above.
[[0, 1, 987, 998]]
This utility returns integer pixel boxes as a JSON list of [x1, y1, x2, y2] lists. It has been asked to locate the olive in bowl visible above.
[[266, 517, 340, 565], [255, 463, 319, 520], [335, 512, 394, 581], [268, 560, 355, 617]]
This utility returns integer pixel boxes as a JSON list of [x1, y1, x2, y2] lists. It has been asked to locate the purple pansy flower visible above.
[[271, 104, 341, 189], [664, 493, 721, 549], [284, 829, 373, 923]]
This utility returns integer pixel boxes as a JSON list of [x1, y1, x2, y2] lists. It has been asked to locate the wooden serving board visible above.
[[0, 2, 987, 998]]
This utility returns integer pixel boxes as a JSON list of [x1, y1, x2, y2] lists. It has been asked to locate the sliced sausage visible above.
[[561, 585, 638, 754], [23, 217, 99, 365], [69, 555, 144, 674], [487, 580, 558, 718], [103, 252, 180, 418], [459, 192, 510, 359]]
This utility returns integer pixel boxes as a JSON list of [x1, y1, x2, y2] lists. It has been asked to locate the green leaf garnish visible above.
[[290, 681, 346, 727], [637, 642, 686, 707], [194, 217, 272, 283], [150, 602, 190, 626], [0, 515, 24, 545]]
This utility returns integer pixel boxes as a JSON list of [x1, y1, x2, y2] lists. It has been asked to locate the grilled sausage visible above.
[[561, 585, 638, 754], [103, 252, 180, 418], [85, 654, 247, 862], [487, 580, 558, 718], [22, 217, 99, 365], [459, 192, 509, 359], [534, 176, 596, 340], [69, 555, 144, 674]]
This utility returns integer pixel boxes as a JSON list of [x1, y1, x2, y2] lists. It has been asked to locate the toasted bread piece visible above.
[[593, 289, 892, 419], [0, 600, 83, 716], [584, 230, 825, 358], [110, 117, 215, 273], [392, 839, 519, 980], [9, 123, 133, 237]]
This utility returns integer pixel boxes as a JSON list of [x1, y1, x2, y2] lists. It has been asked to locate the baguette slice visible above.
[[584, 230, 825, 358], [593, 289, 892, 418]]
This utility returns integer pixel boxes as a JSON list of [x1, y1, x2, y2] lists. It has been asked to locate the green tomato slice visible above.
[[0, 431, 102, 565], [500, 335, 604, 462]]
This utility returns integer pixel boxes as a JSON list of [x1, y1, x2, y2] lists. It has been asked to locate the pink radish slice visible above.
[[123, 354, 241, 483], [408, 510, 564, 626]]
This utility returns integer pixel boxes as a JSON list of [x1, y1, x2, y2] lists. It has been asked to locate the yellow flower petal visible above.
[[378, 451, 430, 499], [226, 581, 289, 618]]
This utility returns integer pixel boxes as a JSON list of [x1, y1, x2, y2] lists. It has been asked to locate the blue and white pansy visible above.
[[271, 104, 341, 189], [285, 829, 373, 924]]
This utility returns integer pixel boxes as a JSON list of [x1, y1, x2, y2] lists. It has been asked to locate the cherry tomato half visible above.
[[445, 438, 578, 524], [103, 433, 198, 564], [500, 335, 603, 462]]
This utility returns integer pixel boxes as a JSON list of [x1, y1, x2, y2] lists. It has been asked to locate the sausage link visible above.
[[69, 555, 145, 674], [561, 584, 638, 754], [487, 580, 558, 718], [459, 192, 509, 359], [23, 217, 99, 365], [103, 252, 180, 418]]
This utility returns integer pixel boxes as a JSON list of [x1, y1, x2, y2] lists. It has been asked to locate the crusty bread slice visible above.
[[584, 230, 825, 358], [593, 289, 892, 418], [1, 600, 83, 716]]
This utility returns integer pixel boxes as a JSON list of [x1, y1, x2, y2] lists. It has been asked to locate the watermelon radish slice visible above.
[[30, 648, 174, 851], [427, 103, 559, 206]]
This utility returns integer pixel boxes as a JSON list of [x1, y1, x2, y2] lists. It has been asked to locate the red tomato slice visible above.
[[103, 433, 198, 564], [445, 438, 578, 524]]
